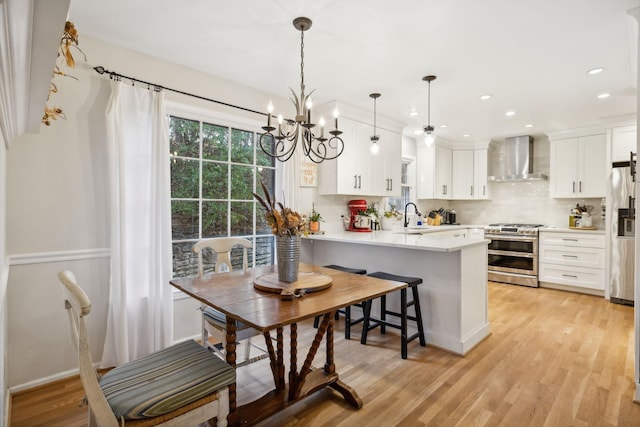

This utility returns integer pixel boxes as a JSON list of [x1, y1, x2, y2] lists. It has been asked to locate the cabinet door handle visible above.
[[389, 178, 392, 191], [354, 174, 358, 189], [562, 274, 578, 279], [358, 175, 362, 189], [562, 254, 578, 258], [483, 185, 486, 196], [470, 186, 474, 196], [572, 181, 576, 193], [562, 238, 578, 242], [579, 181, 582, 192]]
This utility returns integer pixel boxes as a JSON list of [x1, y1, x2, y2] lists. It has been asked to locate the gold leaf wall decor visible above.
[[42, 21, 86, 126]]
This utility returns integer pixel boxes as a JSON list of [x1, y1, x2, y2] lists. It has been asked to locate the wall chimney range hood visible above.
[[488, 135, 547, 182]]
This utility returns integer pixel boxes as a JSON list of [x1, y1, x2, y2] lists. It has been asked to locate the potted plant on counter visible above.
[[309, 203, 323, 233], [381, 204, 403, 230]]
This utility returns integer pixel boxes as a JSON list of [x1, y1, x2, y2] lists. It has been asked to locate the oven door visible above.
[[486, 234, 538, 275]]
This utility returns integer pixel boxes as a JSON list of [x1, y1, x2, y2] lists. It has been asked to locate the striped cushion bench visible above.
[[99, 339, 235, 420]]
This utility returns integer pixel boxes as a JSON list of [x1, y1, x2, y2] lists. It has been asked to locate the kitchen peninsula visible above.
[[301, 227, 491, 355]]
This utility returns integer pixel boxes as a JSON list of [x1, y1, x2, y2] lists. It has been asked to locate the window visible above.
[[386, 158, 415, 211], [169, 113, 276, 278]]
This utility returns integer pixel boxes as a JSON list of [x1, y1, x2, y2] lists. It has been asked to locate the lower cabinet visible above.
[[538, 231, 605, 292]]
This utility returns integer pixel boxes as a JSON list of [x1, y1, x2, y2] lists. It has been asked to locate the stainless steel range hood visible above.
[[487, 135, 547, 182]]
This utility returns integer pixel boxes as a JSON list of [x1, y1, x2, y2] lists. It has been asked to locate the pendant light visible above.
[[422, 75, 437, 147], [370, 93, 381, 154], [258, 17, 344, 164]]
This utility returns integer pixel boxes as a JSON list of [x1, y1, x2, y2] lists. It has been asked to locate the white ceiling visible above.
[[68, 0, 639, 143]]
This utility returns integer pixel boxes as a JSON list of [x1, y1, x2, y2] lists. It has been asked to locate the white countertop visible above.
[[303, 228, 489, 252], [540, 227, 605, 235]]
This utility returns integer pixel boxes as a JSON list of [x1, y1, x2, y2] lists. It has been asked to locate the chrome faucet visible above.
[[404, 202, 422, 228]]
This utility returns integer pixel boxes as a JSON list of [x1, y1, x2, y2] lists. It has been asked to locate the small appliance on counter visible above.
[[444, 209, 458, 225], [347, 199, 372, 232]]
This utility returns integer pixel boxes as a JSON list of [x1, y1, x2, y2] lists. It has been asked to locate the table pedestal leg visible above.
[[225, 318, 238, 426]]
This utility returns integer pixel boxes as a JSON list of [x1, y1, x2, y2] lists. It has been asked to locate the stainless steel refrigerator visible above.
[[609, 161, 635, 305]]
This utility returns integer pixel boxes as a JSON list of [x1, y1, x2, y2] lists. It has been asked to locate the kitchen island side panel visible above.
[[301, 238, 490, 355]]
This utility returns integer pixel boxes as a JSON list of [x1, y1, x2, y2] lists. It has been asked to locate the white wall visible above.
[[5, 35, 287, 390], [1, 134, 7, 425]]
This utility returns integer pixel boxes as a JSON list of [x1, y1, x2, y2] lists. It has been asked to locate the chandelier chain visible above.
[[300, 30, 305, 91]]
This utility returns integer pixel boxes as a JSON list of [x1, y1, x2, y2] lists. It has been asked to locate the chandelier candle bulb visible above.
[[333, 109, 339, 129], [267, 101, 273, 127]]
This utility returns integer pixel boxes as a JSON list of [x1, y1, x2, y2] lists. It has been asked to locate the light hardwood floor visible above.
[[10, 282, 640, 426]]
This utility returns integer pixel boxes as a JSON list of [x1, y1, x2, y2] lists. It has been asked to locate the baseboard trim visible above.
[[8, 367, 80, 394], [9, 248, 110, 266]]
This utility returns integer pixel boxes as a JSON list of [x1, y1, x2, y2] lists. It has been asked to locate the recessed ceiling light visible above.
[[463, 134, 470, 138], [413, 129, 424, 135], [440, 124, 448, 128], [479, 94, 492, 100], [587, 67, 605, 75], [597, 93, 610, 99], [525, 124, 534, 128], [409, 110, 419, 116], [506, 111, 516, 117]]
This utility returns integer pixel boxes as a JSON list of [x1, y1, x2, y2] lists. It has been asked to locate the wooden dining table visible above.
[[170, 262, 407, 426]]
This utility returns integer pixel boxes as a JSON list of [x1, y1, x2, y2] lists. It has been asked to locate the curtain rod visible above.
[[93, 66, 267, 117]]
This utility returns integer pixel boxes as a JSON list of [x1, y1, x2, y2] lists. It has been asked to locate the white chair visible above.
[[193, 237, 268, 366], [58, 270, 235, 427]]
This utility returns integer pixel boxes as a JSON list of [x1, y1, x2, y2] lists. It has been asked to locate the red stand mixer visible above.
[[347, 199, 372, 232]]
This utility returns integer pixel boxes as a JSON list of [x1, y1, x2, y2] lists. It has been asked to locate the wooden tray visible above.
[[254, 271, 332, 294], [569, 226, 597, 230]]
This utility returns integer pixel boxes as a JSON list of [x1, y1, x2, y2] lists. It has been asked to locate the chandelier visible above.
[[259, 17, 344, 164], [422, 75, 437, 146]]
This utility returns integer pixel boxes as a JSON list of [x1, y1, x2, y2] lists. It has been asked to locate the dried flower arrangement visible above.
[[42, 21, 86, 126], [253, 181, 307, 237]]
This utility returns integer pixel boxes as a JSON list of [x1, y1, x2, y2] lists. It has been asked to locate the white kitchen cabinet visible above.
[[451, 148, 489, 200], [372, 127, 401, 196], [611, 125, 637, 163], [538, 231, 605, 292], [417, 143, 452, 200], [549, 132, 606, 198], [317, 116, 368, 195], [317, 105, 402, 197]]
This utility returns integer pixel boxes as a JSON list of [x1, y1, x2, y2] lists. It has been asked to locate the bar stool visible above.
[[361, 272, 426, 359], [314, 264, 367, 340]]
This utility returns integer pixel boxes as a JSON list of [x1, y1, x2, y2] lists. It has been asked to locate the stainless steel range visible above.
[[484, 224, 544, 287]]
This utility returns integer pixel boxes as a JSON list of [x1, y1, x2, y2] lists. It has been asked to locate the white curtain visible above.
[[101, 81, 173, 367]]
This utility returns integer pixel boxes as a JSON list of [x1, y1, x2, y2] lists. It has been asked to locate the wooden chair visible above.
[[193, 237, 268, 366], [58, 270, 235, 427]]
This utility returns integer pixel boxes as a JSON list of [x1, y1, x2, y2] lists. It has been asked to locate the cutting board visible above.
[[254, 271, 332, 294]]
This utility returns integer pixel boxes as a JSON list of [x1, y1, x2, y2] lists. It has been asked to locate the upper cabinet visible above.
[[417, 143, 452, 199], [451, 147, 489, 200], [317, 102, 404, 197], [548, 128, 606, 198], [611, 125, 637, 163], [418, 140, 489, 201]]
